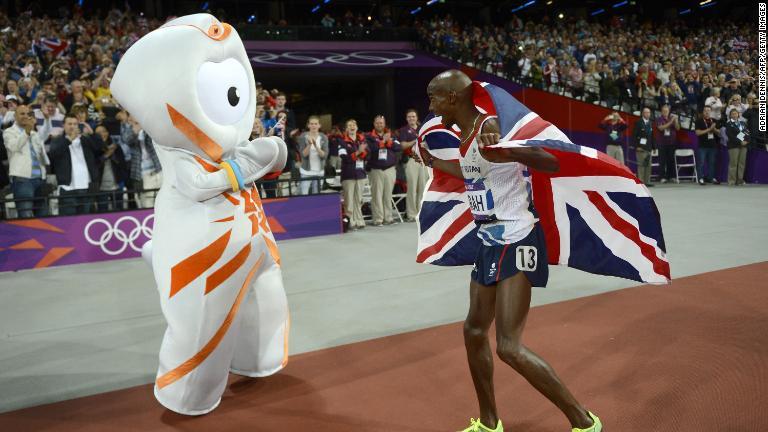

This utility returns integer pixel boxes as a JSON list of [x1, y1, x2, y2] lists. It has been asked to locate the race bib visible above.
[[378, 148, 388, 161], [639, 138, 647, 145], [464, 178, 496, 222], [355, 160, 364, 170], [737, 132, 746, 141], [515, 246, 538, 271], [664, 129, 671, 136], [707, 133, 714, 139], [338, 147, 348, 156]]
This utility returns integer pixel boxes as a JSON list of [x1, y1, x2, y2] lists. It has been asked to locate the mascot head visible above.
[[111, 14, 255, 162]]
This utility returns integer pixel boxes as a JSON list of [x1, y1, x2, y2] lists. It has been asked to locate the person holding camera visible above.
[[598, 112, 627, 165], [3, 104, 49, 218], [48, 113, 103, 215]]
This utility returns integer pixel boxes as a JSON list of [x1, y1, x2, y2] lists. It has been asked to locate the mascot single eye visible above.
[[196, 58, 250, 125]]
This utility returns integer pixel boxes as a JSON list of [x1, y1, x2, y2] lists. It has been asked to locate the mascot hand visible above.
[[234, 136, 288, 184]]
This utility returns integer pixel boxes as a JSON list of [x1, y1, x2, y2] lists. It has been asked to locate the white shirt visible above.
[[308, 143, 322, 172], [458, 116, 536, 246], [60, 136, 91, 191]]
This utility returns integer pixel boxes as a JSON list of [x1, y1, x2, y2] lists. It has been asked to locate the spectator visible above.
[[321, 14, 335, 28], [48, 113, 103, 215], [654, 104, 680, 183], [2, 94, 20, 128], [337, 119, 368, 230], [121, 115, 162, 208], [3, 104, 49, 218], [62, 80, 91, 113], [743, 95, 766, 150], [725, 94, 748, 121], [34, 95, 64, 144], [631, 107, 655, 186], [95, 124, 128, 211], [366, 115, 401, 226], [397, 109, 427, 222], [724, 108, 749, 186], [297, 116, 328, 195], [704, 88, 724, 121], [598, 112, 627, 165], [272, 92, 297, 136], [694, 106, 720, 185]]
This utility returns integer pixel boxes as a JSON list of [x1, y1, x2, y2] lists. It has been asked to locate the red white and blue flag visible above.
[[32, 38, 69, 58], [416, 82, 670, 284]]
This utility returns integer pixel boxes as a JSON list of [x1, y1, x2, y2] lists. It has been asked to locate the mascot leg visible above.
[[141, 240, 153, 266], [230, 261, 290, 377]]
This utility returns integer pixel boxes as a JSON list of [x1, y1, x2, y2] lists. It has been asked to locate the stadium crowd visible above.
[[418, 13, 761, 186], [0, 6, 762, 223]]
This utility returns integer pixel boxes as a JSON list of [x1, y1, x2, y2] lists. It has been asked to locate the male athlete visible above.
[[421, 69, 602, 432]]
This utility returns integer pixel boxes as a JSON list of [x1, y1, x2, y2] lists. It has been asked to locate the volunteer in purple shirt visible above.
[[397, 109, 429, 222], [337, 118, 369, 230], [366, 115, 401, 226], [654, 104, 680, 183]]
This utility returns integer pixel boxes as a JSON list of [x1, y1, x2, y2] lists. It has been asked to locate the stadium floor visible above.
[[1, 184, 767, 421], [1, 262, 767, 431]]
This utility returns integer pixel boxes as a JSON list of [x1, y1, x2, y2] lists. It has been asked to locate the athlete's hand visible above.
[[477, 133, 501, 148]]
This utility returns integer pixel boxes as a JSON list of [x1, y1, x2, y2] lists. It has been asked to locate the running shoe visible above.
[[572, 411, 602, 432], [459, 418, 503, 432]]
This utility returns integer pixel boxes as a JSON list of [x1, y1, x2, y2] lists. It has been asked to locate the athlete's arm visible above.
[[477, 119, 560, 173], [420, 146, 464, 179]]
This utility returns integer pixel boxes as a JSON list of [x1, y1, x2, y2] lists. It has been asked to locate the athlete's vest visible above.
[[458, 115, 537, 245]]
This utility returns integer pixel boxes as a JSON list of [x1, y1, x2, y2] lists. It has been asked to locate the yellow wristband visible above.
[[219, 161, 240, 192]]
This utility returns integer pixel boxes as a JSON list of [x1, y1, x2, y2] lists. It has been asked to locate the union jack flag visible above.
[[32, 38, 69, 58], [416, 82, 670, 284]]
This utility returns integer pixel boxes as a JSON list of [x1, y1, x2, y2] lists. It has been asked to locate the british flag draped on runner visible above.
[[416, 81, 671, 284]]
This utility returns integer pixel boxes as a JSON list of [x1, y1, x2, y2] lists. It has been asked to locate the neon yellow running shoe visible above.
[[572, 411, 602, 432], [459, 418, 503, 432]]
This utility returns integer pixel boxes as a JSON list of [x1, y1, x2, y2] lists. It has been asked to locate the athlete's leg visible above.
[[494, 272, 592, 429], [464, 279, 499, 428]]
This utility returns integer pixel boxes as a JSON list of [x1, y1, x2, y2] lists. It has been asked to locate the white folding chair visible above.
[[650, 149, 660, 182], [390, 193, 406, 223], [674, 149, 698, 183]]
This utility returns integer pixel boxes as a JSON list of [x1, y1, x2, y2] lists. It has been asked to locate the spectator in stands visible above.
[[337, 119, 368, 230], [250, 114, 265, 139], [565, 60, 584, 99], [598, 112, 627, 165], [95, 124, 128, 211], [543, 56, 560, 93], [297, 115, 328, 195], [366, 114, 400, 226], [654, 104, 680, 183], [34, 95, 64, 144], [725, 108, 749, 186], [725, 94, 748, 121], [694, 106, 720, 185], [273, 92, 297, 136], [48, 113, 103, 215], [121, 114, 162, 208], [2, 94, 19, 128], [583, 60, 601, 103], [3, 104, 49, 218], [705, 88, 724, 121], [71, 103, 95, 135], [62, 80, 90, 112], [632, 107, 655, 186], [397, 109, 427, 222]]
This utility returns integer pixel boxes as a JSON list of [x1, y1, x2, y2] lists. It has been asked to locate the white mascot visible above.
[[111, 14, 290, 415]]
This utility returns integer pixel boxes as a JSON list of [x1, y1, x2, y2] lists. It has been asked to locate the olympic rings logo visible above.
[[249, 51, 414, 66], [83, 215, 154, 256]]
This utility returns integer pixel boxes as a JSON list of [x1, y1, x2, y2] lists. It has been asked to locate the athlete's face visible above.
[[427, 84, 455, 125]]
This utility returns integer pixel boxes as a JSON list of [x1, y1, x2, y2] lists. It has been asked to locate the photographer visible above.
[[598, 112, 627, 165]]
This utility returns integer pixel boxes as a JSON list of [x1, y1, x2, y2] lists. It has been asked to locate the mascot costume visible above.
[[111, 14, 290, 415]]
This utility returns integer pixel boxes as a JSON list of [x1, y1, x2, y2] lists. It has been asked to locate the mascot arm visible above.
[[235, 136, 288, 184], [173, 156, 235, 202]]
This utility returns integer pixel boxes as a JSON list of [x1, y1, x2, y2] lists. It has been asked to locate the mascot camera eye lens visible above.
[[228, 87, 240, 106]]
